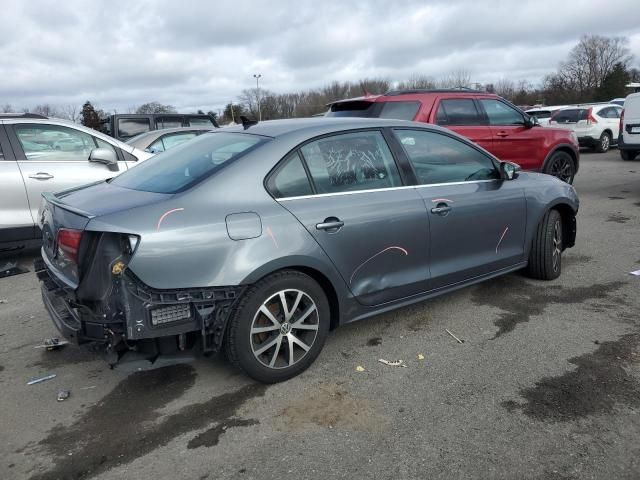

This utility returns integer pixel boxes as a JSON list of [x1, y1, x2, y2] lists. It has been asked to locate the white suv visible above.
[[0, 114, 152, 251], [548, 103, 623, 153], [619, 92, 640, 161]]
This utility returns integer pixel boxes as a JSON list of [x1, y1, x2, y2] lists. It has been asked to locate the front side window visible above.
[[118, 118, 151, 139], [393, 129, 498, 185], [480, 99, 525, 125], [15, 124, 97, 161], [435, 99, 484, 126], [267, 152, 313, 198], [300, 131, 402, 194], [112, 132, 266, 193]]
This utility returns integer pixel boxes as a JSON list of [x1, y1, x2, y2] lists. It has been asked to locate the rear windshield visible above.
[[327, 101, 420, 120], [527, 110, 551, 119], [112, 132, 267, 193], [551, 109, 588, 123]]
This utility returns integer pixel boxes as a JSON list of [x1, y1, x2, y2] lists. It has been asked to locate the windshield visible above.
[[551, 109, 588, 123], [112, 132, 267, 193]]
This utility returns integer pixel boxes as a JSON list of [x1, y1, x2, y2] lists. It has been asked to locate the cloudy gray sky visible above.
[[1, 0, 639, 114]]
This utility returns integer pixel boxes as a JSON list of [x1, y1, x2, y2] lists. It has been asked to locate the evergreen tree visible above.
[[80, 101, 102, 131]]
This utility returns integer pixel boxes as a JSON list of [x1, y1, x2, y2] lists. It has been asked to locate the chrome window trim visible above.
[[277, 179, 498, 202]]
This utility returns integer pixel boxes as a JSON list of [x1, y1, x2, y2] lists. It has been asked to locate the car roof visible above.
[[218, 117, 449, 138], [328, 89, 497, 106], [126, 126, 213, 146]]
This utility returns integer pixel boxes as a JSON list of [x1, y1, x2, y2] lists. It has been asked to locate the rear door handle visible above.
[[430, 204, 452, 216], [28, 172, 54, 180], [496, 131, 509, 137], [316, 217, 344, 232]]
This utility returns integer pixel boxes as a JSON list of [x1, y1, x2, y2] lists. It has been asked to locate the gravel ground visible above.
[[1, 149, 639, 480]]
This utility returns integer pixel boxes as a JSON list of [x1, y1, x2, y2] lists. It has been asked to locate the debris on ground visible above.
[[378, 359, 407, 368], [0, 299, 7, 304], [27, 373, 57, 385], [35, 338, 69, 350], [57, 390, 71, 402], [81, 385, 96, 390], [417, 354, 425, 360], [629, 269, 640, 276], [445, 329, 464, 344], [0, 260, 29, 279], [355, 366, 365, 372]]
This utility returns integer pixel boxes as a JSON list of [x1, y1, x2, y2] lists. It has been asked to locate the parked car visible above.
[[102, 113, 218, 142], [0, 113, 153, 251], [609, 98, 626, 107], [126, 126, 213, 153], [326, 89, 580, 184], [619, 92, 640, 161], [525, 105, 572, 126], [35, 118, 578, 383], [548, 104, 623, 153]]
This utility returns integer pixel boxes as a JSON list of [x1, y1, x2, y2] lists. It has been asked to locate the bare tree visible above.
[[59, 104, 80, 123], [494, 78, 516, 99], [396, 74, 436, 90], [1, 103, 13, 113], [32, 104, 59, 117], [438, 69, 472, 89], [135, 102, 177, 114]]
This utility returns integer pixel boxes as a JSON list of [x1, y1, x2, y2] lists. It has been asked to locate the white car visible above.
[[548, 104, 623, 153], [619, 92, 640, 161], [0, 113, 153, 251], [525, 105, 572, 126]]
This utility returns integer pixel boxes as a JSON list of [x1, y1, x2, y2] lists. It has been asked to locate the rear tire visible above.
[[543, 151, 575, 184], [595, 132, 611, 153], [526, 209, 563, 281], [225, 270, 330, 383], [620, 149, 638, 161]]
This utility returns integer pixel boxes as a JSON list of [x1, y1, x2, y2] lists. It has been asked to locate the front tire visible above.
[[595, 132, 611, 153], [225, 270, 330, 383], [544, 151, 575, 184], [526, 209, 563, 280], [620, 149, 638, 161]]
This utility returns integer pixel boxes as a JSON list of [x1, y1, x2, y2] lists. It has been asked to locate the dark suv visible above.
[[327, 89, 580, 183]]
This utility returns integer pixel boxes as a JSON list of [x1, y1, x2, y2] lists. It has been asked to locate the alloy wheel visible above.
[[250, 289, 319, 369], [549, 156, 574, 183], [552, 219, 562, 272], [601, 134, 610, 151]]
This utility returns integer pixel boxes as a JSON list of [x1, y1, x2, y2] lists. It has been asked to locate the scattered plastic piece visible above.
[[378, 358, 407, 368], [0, 299, 7, 304], [27, 373, 56, 385], [57, 390, 71, 402], [417, 354, 425, 360], [355, 366, 365, 372], [35, 338, 69, 350], [629, 269, 640, 276], [445, 329, 464, 344], [81, 385, 97, 390]]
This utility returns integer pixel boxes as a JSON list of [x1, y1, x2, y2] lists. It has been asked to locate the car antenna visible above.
[[240, 116, 258, 130]]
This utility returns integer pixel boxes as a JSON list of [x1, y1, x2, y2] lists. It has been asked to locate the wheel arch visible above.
[[239, 256, 346, 330], [531, 201, 576, 252]]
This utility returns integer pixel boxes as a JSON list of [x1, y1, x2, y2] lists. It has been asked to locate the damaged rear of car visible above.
[[35, 131, 267, 368]]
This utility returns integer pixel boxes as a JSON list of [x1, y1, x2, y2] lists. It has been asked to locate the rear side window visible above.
[[393, 129, 498, 185], [267, 152, 313, 198], [327, 101, 376, 117], [118, 118, 151, 139], [155, 117, 183, 129], [378, 101, 421, 120], [112, 132, 266, 193], [479, 99, 524, 125], [300, 131, 402, 194], [435, 99, 484, 126], [551, 109, 587, 123]]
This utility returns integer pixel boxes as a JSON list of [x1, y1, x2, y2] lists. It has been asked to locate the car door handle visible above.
[[496, 131, 509, 137], [28, 172, 54, 180], [316, 217, 344, 232], [430, 205, 452, 216]]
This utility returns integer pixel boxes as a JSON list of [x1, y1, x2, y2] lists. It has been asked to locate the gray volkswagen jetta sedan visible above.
[[36, 118, 578, 383]]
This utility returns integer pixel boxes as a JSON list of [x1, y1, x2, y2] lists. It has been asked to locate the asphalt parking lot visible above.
[[1, 149, 639, 480]]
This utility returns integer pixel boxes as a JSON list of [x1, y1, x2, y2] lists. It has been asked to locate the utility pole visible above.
[[253, 74, 262, 121]]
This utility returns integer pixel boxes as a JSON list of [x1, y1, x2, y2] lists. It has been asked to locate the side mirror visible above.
[[500, 161, 520, 180], [523, 116, 536, 128], [89, 148, 119, 172]]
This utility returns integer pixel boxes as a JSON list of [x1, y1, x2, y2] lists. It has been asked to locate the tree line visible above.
[[2, 34, 637, 130]]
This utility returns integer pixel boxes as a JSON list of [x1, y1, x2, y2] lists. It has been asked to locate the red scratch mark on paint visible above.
[[349, 246, 409, 285], [431, 198, 454, 203], [495, 227, 509, 253], [266, 226, 279, 249], [156, 208, 184, 231]]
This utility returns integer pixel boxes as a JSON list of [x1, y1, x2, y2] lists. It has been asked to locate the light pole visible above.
[[253, 74, 262, 121]]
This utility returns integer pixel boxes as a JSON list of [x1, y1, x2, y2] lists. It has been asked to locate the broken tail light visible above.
[[57, 228, 83, 263]]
